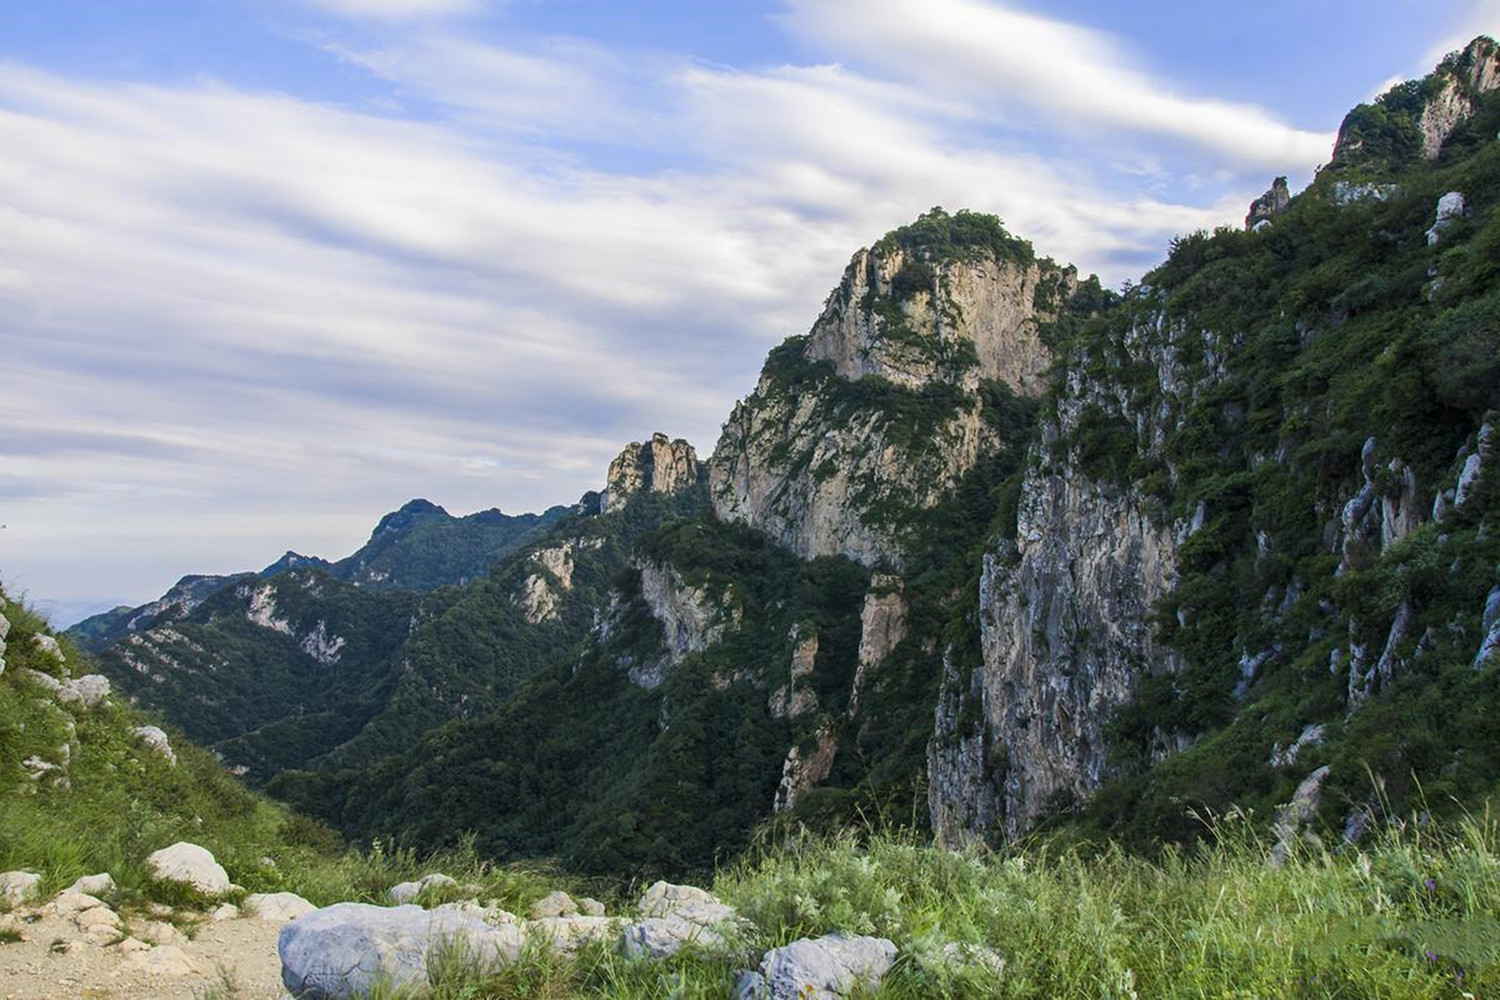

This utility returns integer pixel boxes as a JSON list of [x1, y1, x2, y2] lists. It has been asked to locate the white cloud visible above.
[[1422, 0, 1500, 67], [779, 0, 1333, 168], [0, 9, 1337, 613], [294, 0, 483, 21]]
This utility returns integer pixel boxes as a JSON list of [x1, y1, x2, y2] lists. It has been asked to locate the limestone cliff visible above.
[[710, 209, 1084, 568], [601, 435, 702, 513]]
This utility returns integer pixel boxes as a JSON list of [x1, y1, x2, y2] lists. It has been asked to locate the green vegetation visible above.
[[873, 207, 1036, 268]]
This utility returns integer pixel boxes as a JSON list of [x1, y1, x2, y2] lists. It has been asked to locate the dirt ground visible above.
[[1, 898, 290, 1000]]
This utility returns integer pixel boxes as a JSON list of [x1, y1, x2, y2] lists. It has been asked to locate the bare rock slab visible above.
[[279, 902, 523, 1000]]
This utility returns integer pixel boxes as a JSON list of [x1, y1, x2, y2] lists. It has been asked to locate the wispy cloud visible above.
[[778, 0, 1334, 167], [293, 0, 485, 21], [0, 5, 1352, 613]]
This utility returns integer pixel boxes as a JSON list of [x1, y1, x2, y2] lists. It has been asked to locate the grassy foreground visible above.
[[355, 813, 1500, 999]]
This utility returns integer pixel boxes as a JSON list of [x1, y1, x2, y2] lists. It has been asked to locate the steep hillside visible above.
[[932, 35, 1500, 848]]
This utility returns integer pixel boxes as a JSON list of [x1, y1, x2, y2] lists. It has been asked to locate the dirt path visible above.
[[1, 901, 289, 1000]]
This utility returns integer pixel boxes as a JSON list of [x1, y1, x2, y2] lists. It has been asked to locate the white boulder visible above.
[[751, 932, 899, 999], [0, 871, 41, 906], [279, 902, 523, 999], [621, 882, 737, 959], [529, 889, 578, 919], [31, 634, 65, 663], [133, 726, 177, 765], [146, 842, 231, 895], [58, 674, 111, 708], [246, 891, 317, 923], [66, 873, 117, 897], [386, 872, 457, 904]]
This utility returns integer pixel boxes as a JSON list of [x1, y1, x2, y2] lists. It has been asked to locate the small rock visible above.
[[432, 900, 516, 925], [57, 674, 111, 708], [116, 937, 151, 954], [1427, 191, 1467, 245], [245, 892, 317, 924], [941, 941, 1006, 976], [31, 634, 65, 663], [0, 871, 42, 907], [621, 881, 738, 959], [529, 915, 618, 954], [211, 903, 240, 921], [636, 881, 730, 920], [75, 906, 122, 932], [133, 726, 177, 766], [579, 897, 606, 917], [754, 933, 899, 999], [66, 873, 116, 897], [146, 842, 231, 895], [529, 890, 578, 919], [135, 920, 186, 946], [386, 872, 456, 905], [120, 944, 199, 977], [278, 902, 524, 1000], [47, 891, 105, 918]]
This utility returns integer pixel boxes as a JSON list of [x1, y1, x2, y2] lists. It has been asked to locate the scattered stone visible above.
[[432, 900, 517, 925], [119, 943, 199, 977], [0, 871, 42, 907], [211, 903, 240, 921], [146, 841, 231, 895], [66, 873, 116, 897], [386, 872, 456, 905], [621, 883, 738, 959], [47, 891, 106, 918], [245, 891, 317, 924], [134, 920, 186, 946], [579, 896, 606, 917], [57, 674, 111, 708], [279, 902, 524, 1000], [74, 906, 122, 932], [133, 726, 177, 766], [1427, 191, 1467, 245], [31, 634, 65, 664], [116, 936, 151, 954], [750, 933, 899, 999], [529, 890, 578, 920], [529, 915, 619, 954]]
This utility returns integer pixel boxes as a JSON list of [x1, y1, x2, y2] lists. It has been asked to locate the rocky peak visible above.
[[803, 208, 1070, 397], [1245, 176, 1291, 230], [371, 499, 449, 536], [1332, 36, 1500, 169], [600, 434, 701, 513]]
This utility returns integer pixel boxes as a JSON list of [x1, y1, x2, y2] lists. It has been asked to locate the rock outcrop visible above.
[[1246, 176, 1291, 230], [621, 881, 738, 958], [146, 842, 230, 896], [628, 559, 741, 689], [930, 306, 1186, 844], [600, 434, 701, 513], [710, 209, 1080, 568], [741, 932, 899, 999], [278, 903, 523, 999]]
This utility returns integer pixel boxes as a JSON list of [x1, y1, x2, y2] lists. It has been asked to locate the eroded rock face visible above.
[[849, 576, 907, 716], [600, 434, 700, 513], [930, 310, 1186, 844], [628, 559, 741, 689], [804, 244, 1062, 395], [279, 903, 523, 999], [1246, 176, 1291, 230], [773, 725, 838, 813], [710, 217, 1077, 569]]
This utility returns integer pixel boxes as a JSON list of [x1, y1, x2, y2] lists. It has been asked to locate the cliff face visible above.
[[709, 209, 1081, 568], [930, 313, 1189, 842], [601, 434, 701, 513]]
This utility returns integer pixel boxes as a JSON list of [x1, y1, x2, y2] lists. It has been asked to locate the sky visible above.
[[2, 0, 1496, 626]]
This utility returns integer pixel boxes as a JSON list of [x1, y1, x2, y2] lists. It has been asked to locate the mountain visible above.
[[79, 39, 1500, 880], [68, 499, 569, 654]]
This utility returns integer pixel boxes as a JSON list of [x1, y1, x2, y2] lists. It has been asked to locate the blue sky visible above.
[[2, 0, 1496, 625]]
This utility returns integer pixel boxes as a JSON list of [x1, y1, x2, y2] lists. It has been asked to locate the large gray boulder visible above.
[[751, 933, 899, 999], [279, 902, 523, 999], [146, 842, 231, 895], [133, 725, 177, 765], [58, 674, 111, 708]]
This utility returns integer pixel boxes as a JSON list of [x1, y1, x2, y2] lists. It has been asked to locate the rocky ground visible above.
[[0, 892, 290, 999], [2, 846, 908, 1000]]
